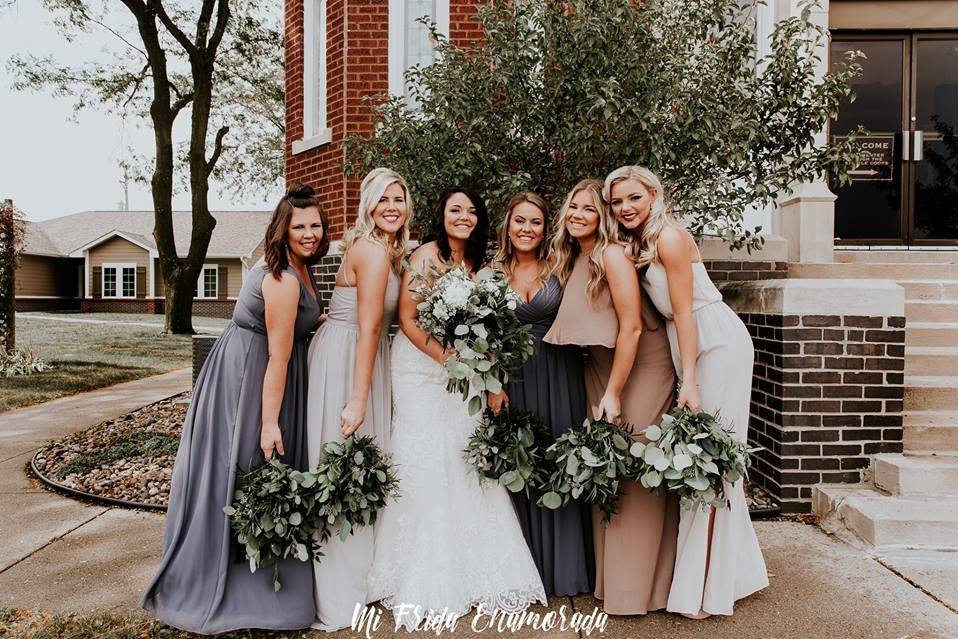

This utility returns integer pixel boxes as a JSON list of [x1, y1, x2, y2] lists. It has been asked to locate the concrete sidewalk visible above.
[[1, 370, 957, 638]]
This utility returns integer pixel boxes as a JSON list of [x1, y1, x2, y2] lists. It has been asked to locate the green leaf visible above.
[[540, 492, 563, 510]]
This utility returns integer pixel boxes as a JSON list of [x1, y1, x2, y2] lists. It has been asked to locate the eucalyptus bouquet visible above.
[[537, 418, 639, 523], [224, 436, 400, 590], [223, 457, 325, 591], [412, 264, 535, 414], [464, 409, 552, 495], [631, 407, 758, 511], [312, 435, 401, 542]]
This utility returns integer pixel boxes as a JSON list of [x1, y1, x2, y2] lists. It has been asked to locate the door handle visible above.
[[902, 131, 909, 161], [912, 130, 923, 162]]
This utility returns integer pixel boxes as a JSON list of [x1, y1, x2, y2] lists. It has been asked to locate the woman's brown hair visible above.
[[264, 183, 330, 279]]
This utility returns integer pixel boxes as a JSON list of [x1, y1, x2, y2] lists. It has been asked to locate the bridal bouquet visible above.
[[223, 457, 325, 591], [537, 418, 639, 523], [464, 409, 552, 495], [224, 436, 400, 590], [630, 407, 759, 511], [413, 265, 535, 415]]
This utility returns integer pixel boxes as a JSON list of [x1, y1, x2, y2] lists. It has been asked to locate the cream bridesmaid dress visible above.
[[642, 260, 769, 616], [306, 259, 400, 630]]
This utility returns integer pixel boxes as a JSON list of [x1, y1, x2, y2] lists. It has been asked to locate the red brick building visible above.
[[284, 0, 483, 241]]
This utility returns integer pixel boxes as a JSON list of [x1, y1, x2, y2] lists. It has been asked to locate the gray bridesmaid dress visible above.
[[505, 275, 595, 597], [142, 263, 319, 634]]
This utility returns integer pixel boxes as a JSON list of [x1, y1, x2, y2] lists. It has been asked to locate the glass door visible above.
[[911, 35, 958, 243], [830, 36, 909, 243]]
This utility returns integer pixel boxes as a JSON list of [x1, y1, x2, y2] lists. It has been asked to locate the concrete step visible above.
[[873, 454, 958, 495], [835, 249, 958, 265], [906, 322, 958, 347], [904, 411, 958, 452], [905, 376, 958, 412], [790, 262, 958, 280], [906, 301, 958, 323], [900, 280, 958, 301], [905, 346, 958, 376], [813, 484, 958, 550]]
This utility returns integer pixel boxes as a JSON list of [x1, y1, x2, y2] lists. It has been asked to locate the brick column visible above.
[[723, 279, 906, 513]]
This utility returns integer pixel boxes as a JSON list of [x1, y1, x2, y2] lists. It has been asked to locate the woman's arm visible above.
[[658, 226, 701, 411], [259, 272, 302, 459], [398, 243, 450, 365], [340, 239, 390, 437], [598, 244, 643, 422]]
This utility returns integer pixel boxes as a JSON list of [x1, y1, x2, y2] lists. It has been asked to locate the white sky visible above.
[[0, 2, 277, 222]]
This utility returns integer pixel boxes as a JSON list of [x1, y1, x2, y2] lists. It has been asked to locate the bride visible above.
[[367, 187, 547, 629]]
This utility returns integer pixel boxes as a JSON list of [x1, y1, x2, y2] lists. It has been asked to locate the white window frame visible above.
[[388, 0, 450, 99], [196, 264, 219, 300], [294, 0, 332, 154], [102, 262, 136, 299]]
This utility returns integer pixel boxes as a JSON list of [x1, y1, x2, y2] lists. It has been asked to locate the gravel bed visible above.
[[33, 393, 188, 507], [33, 394, 781, 514]]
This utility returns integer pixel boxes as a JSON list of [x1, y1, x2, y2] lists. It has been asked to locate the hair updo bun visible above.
[[285, 183, 316, 207]]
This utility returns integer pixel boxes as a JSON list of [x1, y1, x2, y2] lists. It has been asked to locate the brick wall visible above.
[[310, 252, 344, 311], [724, 280, 906, 513], [705, 260, 788, 283], [286, 0, 486, 245], [78, 298, 235, 318]]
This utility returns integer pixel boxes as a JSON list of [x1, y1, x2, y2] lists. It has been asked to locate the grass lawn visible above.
[[1, 313, 229, 412]]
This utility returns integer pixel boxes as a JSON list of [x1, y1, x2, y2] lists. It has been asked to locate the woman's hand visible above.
[[677, 382, 703, 413], [596, 392, 622, 423], [488, 390, 509, 415], [260, 422, 285, 460], [436, 345, 456, 366], [340, 398, 366, 437]]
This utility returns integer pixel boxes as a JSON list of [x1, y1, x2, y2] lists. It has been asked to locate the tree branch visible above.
[[171, 91, 194, 119], [89, 16, 146, 58], [206, 125, 229, 176], [195, 0, 216, 48], [122, 62, 151, 108], [208, 0, 231, 54], [152, 0, 199, 60]]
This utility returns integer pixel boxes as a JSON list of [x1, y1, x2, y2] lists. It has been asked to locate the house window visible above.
[[196, 264, 218, 299], [389, 0, 449, 105], [102, 263, 136, 298], [294, 0, 330, 154]]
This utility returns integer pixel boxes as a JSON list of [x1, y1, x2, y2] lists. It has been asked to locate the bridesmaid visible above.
[[305, 167, 411, 631], [543, 178, 679, 616], [488, 192, 595, 597], [142, 183, 326, 634], [605, 165, 768, 618]]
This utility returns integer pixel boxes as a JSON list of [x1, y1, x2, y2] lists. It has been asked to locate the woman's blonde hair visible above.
[[494, 191, 552, 285], [342, 167, 413, 271], [603, 165, 674, 266], [550, 178, 619, 301]]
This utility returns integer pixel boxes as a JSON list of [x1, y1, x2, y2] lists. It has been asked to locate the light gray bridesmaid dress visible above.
[[643, 260, 768, 616], [142, 264, 320, 634], [305, 257, 399, 631]]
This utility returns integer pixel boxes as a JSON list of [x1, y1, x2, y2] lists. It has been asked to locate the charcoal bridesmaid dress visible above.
[[142, 263, 319, 634], [505, 275, 595, 597]]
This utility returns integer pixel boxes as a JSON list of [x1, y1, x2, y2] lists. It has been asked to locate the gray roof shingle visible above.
[[22, 210, 271, 259]]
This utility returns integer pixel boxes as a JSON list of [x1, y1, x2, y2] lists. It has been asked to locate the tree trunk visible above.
[[164, 265, 199, 334], [0, 201, 16, 353]]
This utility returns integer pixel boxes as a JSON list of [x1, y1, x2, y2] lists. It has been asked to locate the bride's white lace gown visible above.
[[367, 331, 547, 629]]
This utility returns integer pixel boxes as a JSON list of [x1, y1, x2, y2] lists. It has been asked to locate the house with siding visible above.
[[15, 210, 270, 318], [284, 0, 958, 549]]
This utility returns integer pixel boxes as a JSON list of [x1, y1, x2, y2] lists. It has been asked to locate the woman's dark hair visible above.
[[264, 183, 330, 279], [433, 187, 489, 272]]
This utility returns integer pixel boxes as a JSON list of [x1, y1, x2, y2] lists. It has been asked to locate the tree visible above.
[[0, 199, 25, 354], [8, 0, 283, 333], [345, 0, 862, 249]]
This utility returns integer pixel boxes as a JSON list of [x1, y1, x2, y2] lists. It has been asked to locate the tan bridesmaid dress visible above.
[[544, 252, 679, 615]]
